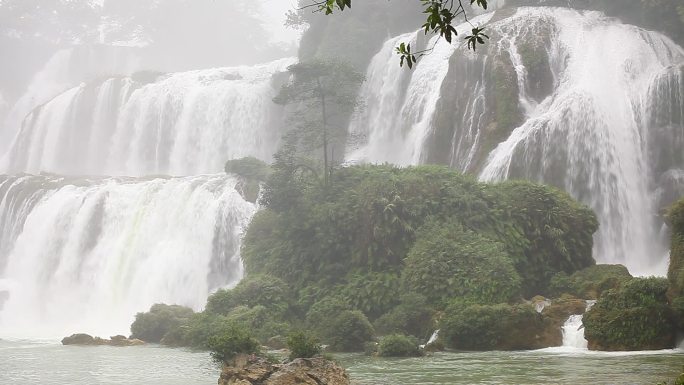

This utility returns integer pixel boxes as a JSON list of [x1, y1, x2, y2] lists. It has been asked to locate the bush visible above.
[[324, 310, 375, 352], [377, 334, 422, 357], [130, 304, 194, 343], [583, 277, 677, 350], [672, 296, 684, 331], [402, 220, 522, 306], [305, 296, 352, 337], [223, 305, 290, 342], [549, 264, 632, 299], [287, 331, 322, 360], [207, 322, 261, 363], [374, 293, 434, 338], [224, 157, 271, 181], [440, 302, 543, 350], [205, 275, 292, 318]]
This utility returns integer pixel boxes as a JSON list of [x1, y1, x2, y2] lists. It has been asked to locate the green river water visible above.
[[1, 340, 682, 385]]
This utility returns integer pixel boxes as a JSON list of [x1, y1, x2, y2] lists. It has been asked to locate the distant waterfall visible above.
[[1, 58, 294, 176], [347, 7, 684, 275], [0, 174, 255, 338]]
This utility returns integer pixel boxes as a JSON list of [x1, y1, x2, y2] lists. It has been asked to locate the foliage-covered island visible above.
[[130, 163, 683, 357]]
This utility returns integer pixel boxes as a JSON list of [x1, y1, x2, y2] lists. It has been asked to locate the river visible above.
[[1, 339, 682, 385]]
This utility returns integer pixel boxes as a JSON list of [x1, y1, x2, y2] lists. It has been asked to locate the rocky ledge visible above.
[[219, 355, 350, 385], [61, 333, 145, 347]]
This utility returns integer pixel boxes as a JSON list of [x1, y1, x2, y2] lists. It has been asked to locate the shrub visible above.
[[207, 322, 261, 363], [672, 296, 684, 331], [377, 334, 422, 357], [402, 220, 522, 306], [305, 296, 352, 337], [224, 157, 271, 181], [549, 264, 632, 299], [287, 331, 322, 360], [205, 275, 292, 318], [223, 305, 290, 342], [338, 272, 401, 319], [324, 310, 375, 352], [583, 277, 677, 350], [130, 304, 194, 343], [374, 293, 434, 338], [440, 302, 543, 350]]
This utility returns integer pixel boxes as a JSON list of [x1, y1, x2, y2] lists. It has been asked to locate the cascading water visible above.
[[0, 174, 255, 338], [1, 58, 294, 176], [347, 7, 684, 275], [561, 300, 596, 350]]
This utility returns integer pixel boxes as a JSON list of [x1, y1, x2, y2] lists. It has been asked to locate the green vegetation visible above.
[[130, 304, 194, 343], [206, 322, 261, 363], [583, 278, 677, 351], [224, 157, 272, 181], [373, 293, 434, 339], [377, 334, 423, 357], [667, 198, 684, 298], [403, 220, 522, 306], [324, 310, 375, 352], [440, 302, 543, 350], [549, 264, 633, 299], [287, 330, 322, 360], [273, 59, 364, 187]]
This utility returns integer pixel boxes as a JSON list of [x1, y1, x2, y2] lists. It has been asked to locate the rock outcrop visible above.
[[61, 333, 145, 347], [218, 355, 350, 385]]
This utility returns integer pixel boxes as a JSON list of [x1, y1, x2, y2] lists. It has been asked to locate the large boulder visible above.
[[61, 333, 145, 347], [218, 355, 350, 385]]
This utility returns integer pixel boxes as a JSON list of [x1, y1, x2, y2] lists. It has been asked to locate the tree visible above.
[[273, 59, 364, 186], [298, 0, 490, 67]]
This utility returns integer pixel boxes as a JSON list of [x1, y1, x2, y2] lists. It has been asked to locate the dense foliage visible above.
[[583, 278, 677, 351], [549, 264, 633, 299], [129, 304, 194, 343], [667, 198, 684, 298], [377, 334, 423, 357], [373, 293, 434, 339], [206, 322, 261, 363], [324, 310, 375, 352], [440, 302, 543, 350], [287, 331, 322, 360], [403, 220, 521, 306]]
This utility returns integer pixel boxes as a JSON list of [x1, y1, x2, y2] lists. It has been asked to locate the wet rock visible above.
[[61, 333, 146, 347]]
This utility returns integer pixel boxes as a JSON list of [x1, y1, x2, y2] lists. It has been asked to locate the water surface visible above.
[[1, 340, 682, 385]]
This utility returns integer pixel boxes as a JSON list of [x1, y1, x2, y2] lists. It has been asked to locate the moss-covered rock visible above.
[[373, 293, 435, 339]]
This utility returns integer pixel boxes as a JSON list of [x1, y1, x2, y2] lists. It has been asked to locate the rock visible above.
[[538, 297, 587, 347], [218, 355, 350, 385], [62, 334, 99, 345], [61, 333, 145, 347]]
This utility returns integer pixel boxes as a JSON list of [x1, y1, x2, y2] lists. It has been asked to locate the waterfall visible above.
[[1, 58, 294, 176], [561, 300, 596, 350], [0, 174, 255, 338], [347, 7, 684, 275], [561, 315, 588, 350]]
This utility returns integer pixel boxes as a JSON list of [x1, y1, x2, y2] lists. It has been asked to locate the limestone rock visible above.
[[218, 355, 350, 385]]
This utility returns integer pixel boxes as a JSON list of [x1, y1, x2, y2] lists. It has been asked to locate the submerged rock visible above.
[[218, 355, 350, 385]]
